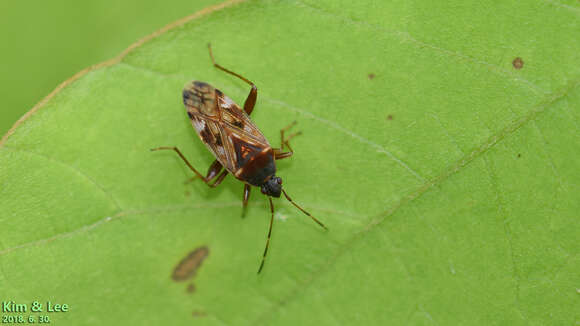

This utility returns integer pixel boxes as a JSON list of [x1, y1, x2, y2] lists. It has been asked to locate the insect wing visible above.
[[183, 81, 270, 174]]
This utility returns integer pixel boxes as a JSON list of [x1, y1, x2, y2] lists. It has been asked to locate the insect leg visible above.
[[151, 146, 226, 188], [242, 184, 251, 217], [208, 170, 228, 188], [274, 121, 302, 160], [273, 148, 293, 160], [258, 197, 275, 274], [243, 86, 258, 115], [208, 43, 257, 115], [280, 121, 301, 151], [184, 159, 222, 184]]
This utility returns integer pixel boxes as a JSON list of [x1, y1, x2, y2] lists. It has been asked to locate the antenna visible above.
[[282, 189, 327, 230], [258, 197, 275, 274]]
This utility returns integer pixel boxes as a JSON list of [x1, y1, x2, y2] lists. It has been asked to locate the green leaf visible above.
[[0, 0, 227, 136], [1, 0, 578, 325]]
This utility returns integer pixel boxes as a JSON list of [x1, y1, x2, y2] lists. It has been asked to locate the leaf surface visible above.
[[1, 0, 578, 325]]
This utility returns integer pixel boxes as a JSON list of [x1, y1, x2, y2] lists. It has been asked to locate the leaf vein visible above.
[[253, 79, 578, 324], [482, 155, 525, 320], [2, 146, 122, 211], [293, 0, 548, 96], [0, 202, 361, 257], [542, 0, 580, 14], [264, 97, 427, 182]]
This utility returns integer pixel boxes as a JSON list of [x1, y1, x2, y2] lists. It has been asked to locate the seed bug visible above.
[[152, 44, 327, 273]]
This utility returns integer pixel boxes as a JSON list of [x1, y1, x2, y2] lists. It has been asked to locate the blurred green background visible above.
[[0, 0, 223, 136]]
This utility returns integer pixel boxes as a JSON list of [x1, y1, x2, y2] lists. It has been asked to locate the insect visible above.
[[152, 44, 327, 273]]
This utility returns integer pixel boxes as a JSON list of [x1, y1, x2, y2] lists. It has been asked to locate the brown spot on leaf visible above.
[[387, 114, 394, 121], [192, 311, 207, 318], [368, 73, 375, 80], [172, 246, 209, 281], [186, 283, 196, 293], [512, 57, 524, 69], [517, 153, 521, 158]]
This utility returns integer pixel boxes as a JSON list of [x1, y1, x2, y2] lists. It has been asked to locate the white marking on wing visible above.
[[221, 95, 235, 108], [192, 119, 205, 133]]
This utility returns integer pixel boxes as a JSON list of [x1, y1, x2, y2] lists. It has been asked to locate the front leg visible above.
[[273, 148, 292, 160], [274, 121, 302, 160]]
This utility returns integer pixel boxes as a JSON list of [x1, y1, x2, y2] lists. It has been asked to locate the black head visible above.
[[260, 176, 282, 198]]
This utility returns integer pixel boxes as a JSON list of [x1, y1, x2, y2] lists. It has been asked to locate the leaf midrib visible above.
[[252, 79, 579, 324], [0, 1, 577, 323]]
